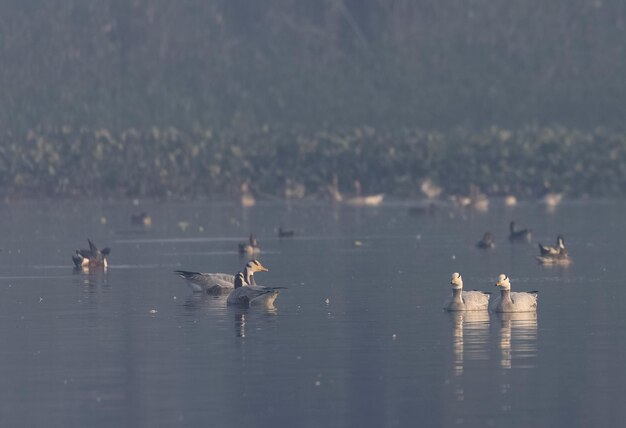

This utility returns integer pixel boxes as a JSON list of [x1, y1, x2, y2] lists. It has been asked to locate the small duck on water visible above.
[[72, 239, 111, 270], [508, 221, 532, 243], [238, 234, 260, 256], [443, 273, 491, 311], [226, 271, 286, 308], [477, 232, 495, 249]]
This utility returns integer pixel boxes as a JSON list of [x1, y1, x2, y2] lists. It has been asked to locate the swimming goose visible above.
[[491, 274, 538, 312], [509, 221, 532, 242], [238, 234, 260, 255], [477, 232, 495, 249], [538, 235, 565, 256], [174, 259, 268, 293], [443, 273, 491, 311], [72, 239, 111, 270], [227, 272, 286, 307]]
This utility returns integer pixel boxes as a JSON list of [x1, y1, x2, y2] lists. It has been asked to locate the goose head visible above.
[[450, 272, 463, 290], [482, 232, 494, 245], [557, 235, 565, 249], [495, 274, 511, 290], [246, 259, 268, 273]]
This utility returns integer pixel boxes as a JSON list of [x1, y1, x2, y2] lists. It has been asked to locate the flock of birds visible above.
[[448, 220, 572, 314], [444, 272, 538, 313], [71, 202, 570, 314], [71, 232, 290, 308], [477, 221, 571, 265]]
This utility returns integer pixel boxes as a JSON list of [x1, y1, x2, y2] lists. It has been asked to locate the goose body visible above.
[[509, 221, 532, 242], [443, 273, 490, 311], [175, 260, 268, 294], [536, 251, 572, 265], [226, 272, 285, 307], [491, 274, 538, 312]]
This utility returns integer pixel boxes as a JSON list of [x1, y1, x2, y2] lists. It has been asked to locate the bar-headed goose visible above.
[[226, 272, 286, 307], [443, 273, 490, 311], [491, 274, 538, 312], [174, 259, 268, 294]]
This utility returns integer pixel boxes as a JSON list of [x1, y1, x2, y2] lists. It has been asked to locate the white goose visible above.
[[443, 273, 490, 311], [227, 272, 286, 307], [491, 274, 538, 312], [174, 259, 268, 294]]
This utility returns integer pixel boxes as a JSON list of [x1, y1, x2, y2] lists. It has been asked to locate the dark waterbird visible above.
[[278, 227, 295, 238], [477, 232, 495, 249], [72, 239, 111, 270], [508, 221, 532, 243]]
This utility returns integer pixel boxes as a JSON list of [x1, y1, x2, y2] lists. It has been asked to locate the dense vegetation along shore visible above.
[[1, 126, 624, 199]]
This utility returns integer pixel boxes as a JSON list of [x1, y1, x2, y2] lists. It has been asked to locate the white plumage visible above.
[[490, 274, 538, 312], [443, 272, 490, 311]]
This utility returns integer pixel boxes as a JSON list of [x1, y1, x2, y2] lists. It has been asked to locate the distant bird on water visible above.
[[538, 235, 565, 256], [508, 221, 532, 243], [72, 239, 110, 270], [477, 232, 495, 249], [537, 235, 571, 265], [131, 212, 152, 227], [239, 234, 261, 256], [278, 227, 295, 238], [240, 181, 256, 207]]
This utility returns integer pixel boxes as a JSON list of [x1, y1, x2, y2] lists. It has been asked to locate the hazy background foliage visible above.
[[1, 0, 625, 131]]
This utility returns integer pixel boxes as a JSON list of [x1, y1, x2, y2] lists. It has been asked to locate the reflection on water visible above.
[[182, 293, 226, 313], [230, 306, 278, 338], [235, 312, 246, 338], [448, 311, 490, 376], [181, 294, 278, 338], [73, 269, 109, 289], [496, 312, 538, 370]]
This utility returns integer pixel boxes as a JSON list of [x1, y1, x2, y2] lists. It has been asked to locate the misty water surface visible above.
[[0, 199, 624, 427]]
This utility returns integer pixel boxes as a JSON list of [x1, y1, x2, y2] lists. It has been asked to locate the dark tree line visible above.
[[0, 0, 624, 131]]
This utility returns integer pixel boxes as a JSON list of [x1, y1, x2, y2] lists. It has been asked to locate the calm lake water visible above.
[[0, 199, 624, 427]]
